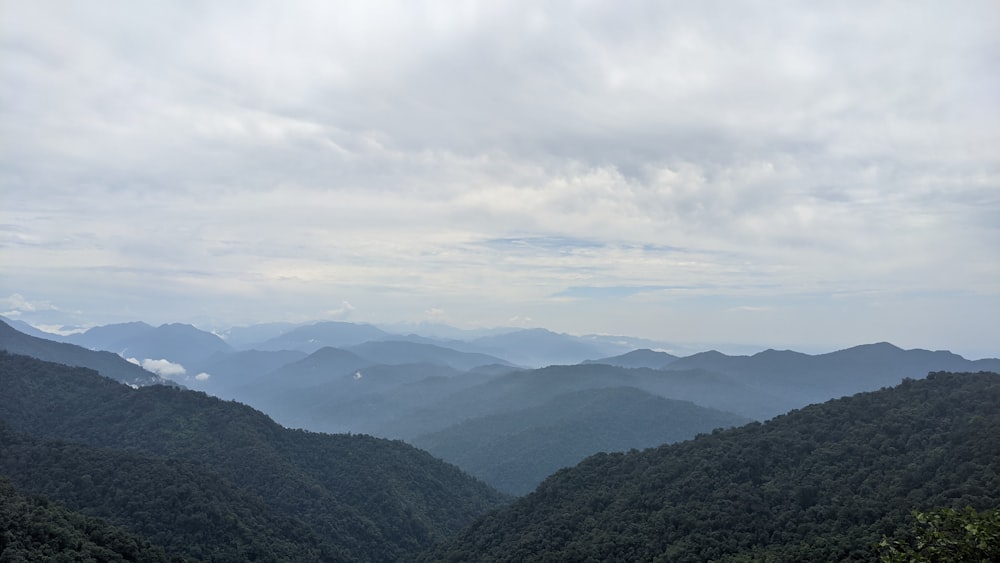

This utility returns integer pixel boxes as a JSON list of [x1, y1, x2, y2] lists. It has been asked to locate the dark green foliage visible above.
[[424, 372, 1000, 562], [412, 387, 749, 495], [0, 352, 509, 562], [0, 478, 174, 562], [0, 424, 338, 561], [879, 507, 1000, 562]]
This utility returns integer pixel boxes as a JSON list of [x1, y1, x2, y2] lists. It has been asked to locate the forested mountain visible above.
[[411, 387, 749, 495], [0, 478, 176, 562], [425, 371, 1000, 562], [0, 352, 509, 561], [0, 320, 168, 387], [63, 321, 155, 350], [0, 424, 339, 561], [190, 348, 309, 397]]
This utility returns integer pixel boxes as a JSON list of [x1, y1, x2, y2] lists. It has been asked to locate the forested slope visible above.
[[425, 372, 1000, 562], [0, 352, 509, 561]]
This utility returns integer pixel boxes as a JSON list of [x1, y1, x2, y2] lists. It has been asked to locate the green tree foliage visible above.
[[424, 372, 1000, 562], [879, 507, 1000, 562], [0, 478, 174, 562], [0, 352, 509, 562]]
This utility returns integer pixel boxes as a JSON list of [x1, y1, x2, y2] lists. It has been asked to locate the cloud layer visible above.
[[1, 2, 998, 355]]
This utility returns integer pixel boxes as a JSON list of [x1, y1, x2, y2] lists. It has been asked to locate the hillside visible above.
[[425, 371, 1000, 562], [0, 478, 176, 562], [0, 320, 168, 387], [411, 386, 749, 495], [0, 352, 509, 561]]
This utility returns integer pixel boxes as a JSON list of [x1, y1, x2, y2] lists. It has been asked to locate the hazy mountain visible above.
[[101, 323, 233, 370], [0, 352, 509, 561], [253, 321, 390, 353], [188, 348, 309, 397], [0, 316, 67, 340], [667, 342, 1000, 406], [63, 321, 155, 350], [0, 320, 167, 386], [583, 348, 679, 369], [214, 321, 302, 349], [376, 363, 776, 439], [427, 371, 1000, 561], [348, 340, 513, 371], [411, 386, 749, 495], [463, 328, 609, 367]]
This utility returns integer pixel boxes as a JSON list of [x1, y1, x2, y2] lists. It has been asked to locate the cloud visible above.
[[194, 372, 211, 381], [0, 2, 997, 356], [1, 294, 59, 314], [139, 359, 187, 379]]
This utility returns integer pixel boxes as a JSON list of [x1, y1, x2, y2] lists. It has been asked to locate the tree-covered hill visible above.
[[0, 352, 509, 562], [0, 478, 176, 562], [0, 423, 339, 561], [411, 386, 749, 495], [424, 372, 1000, 562]]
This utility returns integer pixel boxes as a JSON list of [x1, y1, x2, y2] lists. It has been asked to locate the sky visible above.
[[1, 1, 998, 357]]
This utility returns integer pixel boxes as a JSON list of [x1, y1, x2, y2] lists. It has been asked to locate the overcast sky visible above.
[[2, 1, 998, 357]]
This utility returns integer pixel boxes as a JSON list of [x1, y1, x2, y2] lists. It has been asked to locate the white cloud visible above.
[[140, 359, 187, 378], [194, 372, 211, 381], [1, 1, 997, 356]]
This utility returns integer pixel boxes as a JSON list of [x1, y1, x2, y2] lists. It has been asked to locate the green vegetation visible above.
[[0, 478, 175, 562], [425, 372, 1000, 562], [412, 386, 748, 495], [0, 352, 509, 561], [879, 507, 1000, 562]]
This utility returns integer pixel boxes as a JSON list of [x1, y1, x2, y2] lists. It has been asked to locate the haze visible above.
[[1, 1, 998, 358]]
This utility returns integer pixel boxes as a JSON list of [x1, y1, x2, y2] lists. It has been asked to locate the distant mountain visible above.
[[102, 323, 233, 370], [0, 320, 167, 386], [189, 348, 308, 397], [0, 316, 66, 340], [214, 321, 302, 349], [0, 352, 509, 561], [426, 371, 1000, 562], [411, 386, 749, 495], [253, 321, 391, 353], [583, 348, 678, 369], [348, 340, 513, 371], [376, 363, 778, 439], [63, 321, 155, 350], [464, 328, 608, 367], [667, 342, 1000, 406]]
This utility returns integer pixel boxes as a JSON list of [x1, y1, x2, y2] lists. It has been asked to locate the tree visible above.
[[879, 507, 1000, 562]]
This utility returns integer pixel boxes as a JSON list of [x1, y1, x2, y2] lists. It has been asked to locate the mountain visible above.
[[190, 348, 308, 397], [0, 316, 66, 340], [583, 348, 679, 369], [0, 423, 339, 561], [348, 340, 512, 371], [375, 363, 779, 439], [464, 328, 608, 367], [667, 342, 1000, 408], [0, 477, 176, 562], [214, 321, 302, 349], [253, 321, 390, 353], [63, 321, 155, 350], [411, 386, 749, 495], [0, 352, 509, 561], [0, 320, 167, 386], [426, 371, 1000, 562], [99, 323, 233, 371]]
